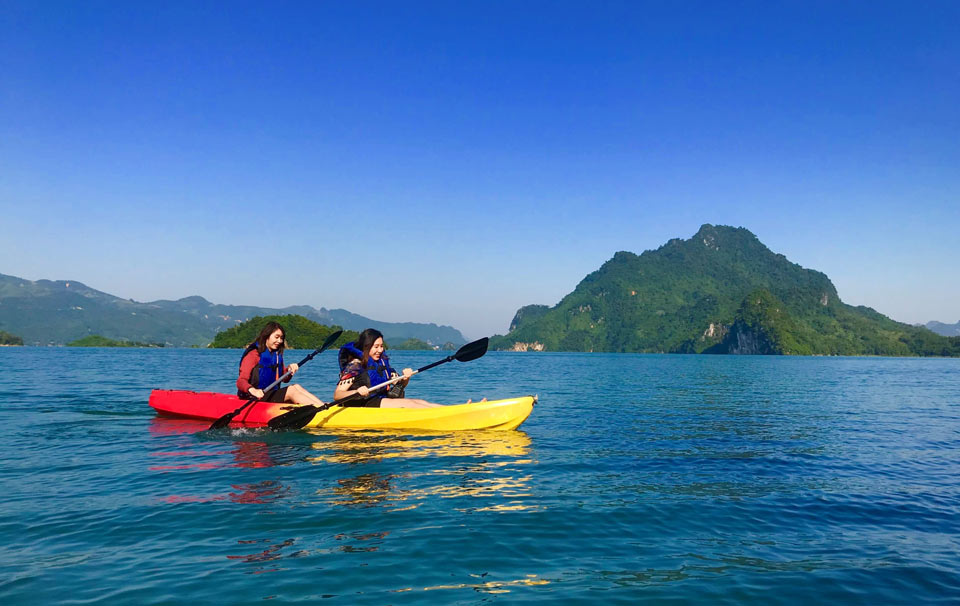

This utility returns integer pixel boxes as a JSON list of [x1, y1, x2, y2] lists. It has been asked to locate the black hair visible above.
[[356, 328, 385, 367], [254, 321, 286, 354]]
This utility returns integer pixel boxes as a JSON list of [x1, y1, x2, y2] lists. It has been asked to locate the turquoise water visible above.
[[2, 348, 959, 604]]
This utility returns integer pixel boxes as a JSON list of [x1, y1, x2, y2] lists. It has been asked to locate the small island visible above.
[[67, 335, 165, 347], [208, 314, 356, 349], [391, 338, 437, 350], [0, 330, 24, 346]]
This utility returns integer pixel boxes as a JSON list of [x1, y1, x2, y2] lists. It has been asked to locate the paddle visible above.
[[267, 336, 489, 430], [208, 329, 343, 430]]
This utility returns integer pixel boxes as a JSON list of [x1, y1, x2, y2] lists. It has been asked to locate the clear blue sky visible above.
[[2, 1, 957, 339]]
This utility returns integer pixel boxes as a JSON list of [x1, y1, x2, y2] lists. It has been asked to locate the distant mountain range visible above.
[[925, 321, 960, 337], [0, 273, 465, 347], [491, 225, 960, 357]]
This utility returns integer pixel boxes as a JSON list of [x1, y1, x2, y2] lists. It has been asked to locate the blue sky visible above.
[[2, 1, 957, 339]]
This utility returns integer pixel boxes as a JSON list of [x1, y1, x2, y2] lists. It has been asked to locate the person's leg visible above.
[[283, 383, 325, 406], [378, 398, 441, 409]]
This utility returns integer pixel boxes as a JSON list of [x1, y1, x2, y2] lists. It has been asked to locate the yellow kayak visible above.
[[302, 396, 536, 431]]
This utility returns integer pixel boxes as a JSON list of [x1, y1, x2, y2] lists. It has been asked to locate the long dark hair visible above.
[[355, 328, 385, 367], [254, 321, 286, 354]]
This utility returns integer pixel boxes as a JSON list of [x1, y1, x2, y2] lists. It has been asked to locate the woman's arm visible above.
[[237, 350, 259, 396], [334, 374, 370, 401]]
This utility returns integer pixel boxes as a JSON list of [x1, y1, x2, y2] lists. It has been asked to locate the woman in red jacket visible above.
[[237, 321, 325, 406]]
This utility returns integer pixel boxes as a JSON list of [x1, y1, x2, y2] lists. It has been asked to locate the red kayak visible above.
[[150, 390, 287, 426]]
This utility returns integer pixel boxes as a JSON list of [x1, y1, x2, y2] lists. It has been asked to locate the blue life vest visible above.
[[338, 341, 396, 388], [240, 344, 285, 392], [256, 349, 284, 389]]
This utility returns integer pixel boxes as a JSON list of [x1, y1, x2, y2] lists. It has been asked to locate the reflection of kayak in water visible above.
[[149, 390, 536, 431], [308, 429, 532, 464], [310, 431, 536, 510]]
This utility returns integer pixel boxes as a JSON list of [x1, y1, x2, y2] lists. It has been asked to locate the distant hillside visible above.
[[0, 273, 465, 347], [491, 225, 960, 357], [926, 321, 960, 337]]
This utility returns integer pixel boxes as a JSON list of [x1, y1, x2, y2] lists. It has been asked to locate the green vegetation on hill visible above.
[[67, 335, 164, 347], [0, 330, 23, 346], [509, 305, 550, 332], [391, 338, 436, 350], [209, 315, 357, 349], [704, 289, 812, 355], [491, 225, 960, 357]]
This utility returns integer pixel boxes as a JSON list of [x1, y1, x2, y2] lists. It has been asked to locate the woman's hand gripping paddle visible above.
[[208, 330, 343, 430], [267, 337, 489, 431]]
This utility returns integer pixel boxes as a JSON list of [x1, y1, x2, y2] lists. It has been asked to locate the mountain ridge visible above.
[[925, 321, 960, 337], [0, 273, 465, 347]]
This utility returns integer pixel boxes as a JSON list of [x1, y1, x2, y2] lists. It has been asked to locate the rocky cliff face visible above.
[[509, 305, 550, 332], [509, 341, 545, 352], [724, 323, 779, 355]]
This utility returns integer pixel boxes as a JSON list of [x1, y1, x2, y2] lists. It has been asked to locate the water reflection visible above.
[[305, 429, 531, 463], [308, 431, 537, 512], [149, 417, 294, 504], [333, 530, 389, 552], [225, 537, 309, 575], [328, 472, 398, 508], [392, 573, 550, 595], [148, 418, 537, 513], [229, 480, 291, 504], [223, 531, 393, 578], [149, 417, 282, 471]]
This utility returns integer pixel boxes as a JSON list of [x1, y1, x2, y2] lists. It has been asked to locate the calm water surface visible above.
[[2, 348, 959, 604]]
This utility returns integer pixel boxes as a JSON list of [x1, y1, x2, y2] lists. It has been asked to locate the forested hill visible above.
[[491, 225, 960, 356], [0, 273, 465, 347]]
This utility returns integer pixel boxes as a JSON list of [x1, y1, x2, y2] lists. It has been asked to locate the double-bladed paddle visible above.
[[208, 329, 343, 430], [267, 336, 489, 431]]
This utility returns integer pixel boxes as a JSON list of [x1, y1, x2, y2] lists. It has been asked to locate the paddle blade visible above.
[[454, 337, 488, 363], [208, 399, 254, 430], [208, 412, 236, 430], [320, 329, 343, 352], [267, 405, 320, 431]]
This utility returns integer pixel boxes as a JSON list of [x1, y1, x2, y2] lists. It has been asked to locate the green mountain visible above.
[[491, 225, 960, 356], [0, 273, 465, 347]]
